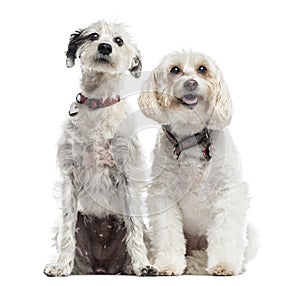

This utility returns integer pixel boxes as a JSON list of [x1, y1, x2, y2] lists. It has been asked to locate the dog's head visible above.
[[139, 51, 233, 130], [66, 21, 142, 77]]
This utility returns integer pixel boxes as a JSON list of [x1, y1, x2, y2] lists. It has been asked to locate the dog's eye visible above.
[[89, 33, 99, 41], [114, 37, 123, 47], [170, 66, 181, 74], [197, 66, 207, 74]]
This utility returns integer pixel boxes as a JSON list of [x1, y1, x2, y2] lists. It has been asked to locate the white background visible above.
[[1, 0, 300, 285]]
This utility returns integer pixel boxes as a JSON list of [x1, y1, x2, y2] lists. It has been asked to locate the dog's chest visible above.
[[71, 103, 128, 170], [70, 124, 115, 168], [72, 130, 125, 215], [179, 190, 214, 236], [172, 158, 215, 236], [66, 106, 129, 215]]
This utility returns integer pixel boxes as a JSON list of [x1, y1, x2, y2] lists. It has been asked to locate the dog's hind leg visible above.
[[44, 175, 78, 276]]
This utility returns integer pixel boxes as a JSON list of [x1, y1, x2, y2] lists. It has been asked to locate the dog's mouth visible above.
[[95, 54, 112, 65], [180, 94, 203, 108]]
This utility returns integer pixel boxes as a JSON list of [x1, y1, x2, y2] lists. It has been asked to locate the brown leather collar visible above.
[[162, 125, 212, 161]]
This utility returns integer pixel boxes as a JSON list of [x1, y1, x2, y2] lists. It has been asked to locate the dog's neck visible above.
[[165, 118, 207, 140], [162, 124, 212, 161], [80, 68, 123, 99]]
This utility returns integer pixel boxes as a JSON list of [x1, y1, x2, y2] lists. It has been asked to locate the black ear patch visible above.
[[129, 56, 142, 78], [66, 29, 85, 68]]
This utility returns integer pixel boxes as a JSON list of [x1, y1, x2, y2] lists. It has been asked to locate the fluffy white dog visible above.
[[44, 20, 156, 276], [138, 51, 258, 276]]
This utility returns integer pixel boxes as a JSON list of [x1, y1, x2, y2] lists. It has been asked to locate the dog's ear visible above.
[[207, 75, 233, 130], [66, 29, 85, 68], [138, 70, 170, 124], [129, 46, 142, 78], [139, 71, 158, 110]]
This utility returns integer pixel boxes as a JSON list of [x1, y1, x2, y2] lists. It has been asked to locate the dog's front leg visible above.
[[206, 183, 250, 276], [44, 176, 78, 276], [149, 203, 186, 275], [124, 215, 158, 276], [124, 185, 158, 276]]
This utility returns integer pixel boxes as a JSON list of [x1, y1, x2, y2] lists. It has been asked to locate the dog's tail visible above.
[[243, 223, 259, 265]]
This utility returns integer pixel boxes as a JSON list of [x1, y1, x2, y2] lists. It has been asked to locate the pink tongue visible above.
[[183, 96, 198, 105]]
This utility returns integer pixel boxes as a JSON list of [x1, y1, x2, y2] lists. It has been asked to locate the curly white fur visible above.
[[44, 20, 155, 277], [139, 51, 258, 276]]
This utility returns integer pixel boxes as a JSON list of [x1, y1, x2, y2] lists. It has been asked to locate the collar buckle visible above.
[[76, 93, 84, 104], [173, 148, 180, 160]]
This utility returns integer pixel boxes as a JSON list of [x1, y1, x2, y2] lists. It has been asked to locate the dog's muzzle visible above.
[[184, 79, 198, 91], [179, 80, 203, 108], [95, 43, 113, 64], [98, 43, 112, 55]]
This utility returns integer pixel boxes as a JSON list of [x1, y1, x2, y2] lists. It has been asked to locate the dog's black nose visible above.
[[184, 79, 198, 91], [98, 43, 112, 55]]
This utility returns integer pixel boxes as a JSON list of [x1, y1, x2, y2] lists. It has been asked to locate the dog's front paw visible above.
[[158, 267, 179, 276], [208, 262, 235, 276], [132, 264, 158, 276], [139, 265, 159, 276], [44, 261, 73, 277], [155, 257, 186, 276]]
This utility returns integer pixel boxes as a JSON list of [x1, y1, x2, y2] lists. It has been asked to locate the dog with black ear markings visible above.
[[65, 23, 142, 76], [44, 20, 156, 277]]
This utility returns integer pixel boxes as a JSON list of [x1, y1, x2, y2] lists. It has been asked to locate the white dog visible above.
[[44, 20, 156, 276], [138, 51, 258, 276]]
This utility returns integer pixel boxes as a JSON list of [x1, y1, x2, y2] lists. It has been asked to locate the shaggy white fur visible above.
[[44, 20, 156, 276], [139, 51, 258, 276]]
